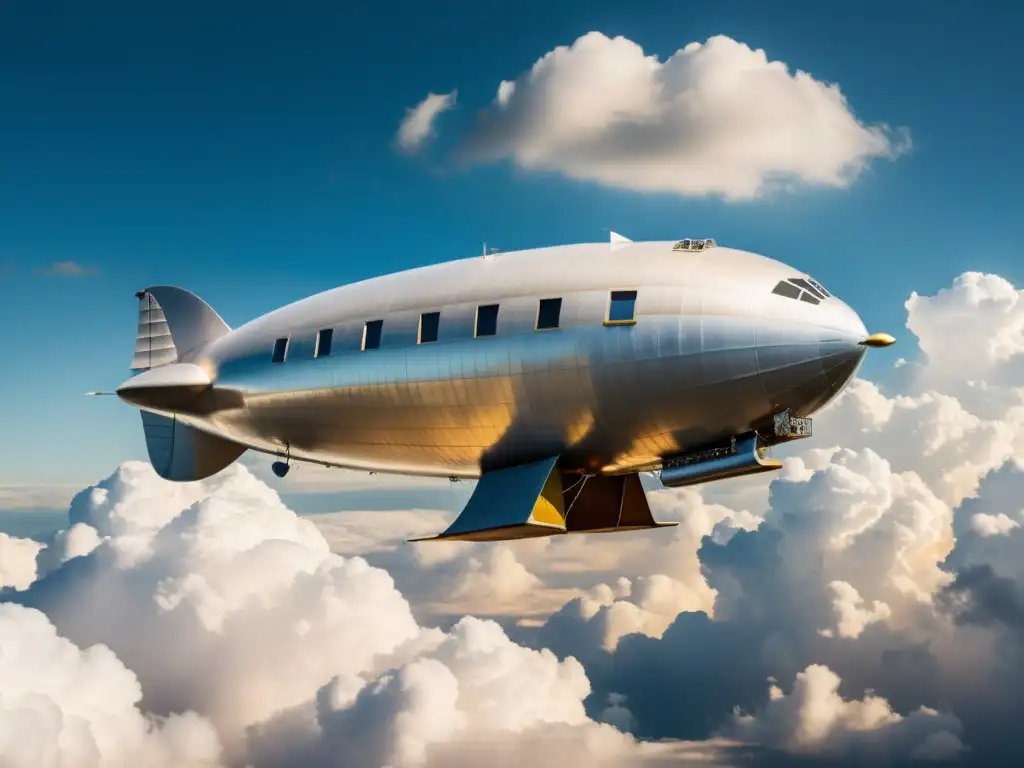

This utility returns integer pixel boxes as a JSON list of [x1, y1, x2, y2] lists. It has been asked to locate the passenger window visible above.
[[362, 320, 383, 350], [419, 311, 440, 344], [772, 281, 801, 300], [315, 328, 333, 358], [271, 337, 289, 364], [606, 290, 638, 325], [475, 304, 499, 337], [536, 298, 562, 330]]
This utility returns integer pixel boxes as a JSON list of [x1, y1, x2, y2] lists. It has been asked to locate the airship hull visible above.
[[115, 238, 884, 539]]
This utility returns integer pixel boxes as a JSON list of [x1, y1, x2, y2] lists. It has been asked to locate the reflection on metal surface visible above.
[[660, 433, 784, 488], [860, 332, 896, 348], [112, 238, 889, 539]]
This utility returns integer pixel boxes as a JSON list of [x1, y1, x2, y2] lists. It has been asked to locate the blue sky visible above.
[[1, 0, 1021, 495]]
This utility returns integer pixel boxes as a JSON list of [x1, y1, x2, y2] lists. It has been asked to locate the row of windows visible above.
[[270, 290, 638, 364], [771, 277, 832, 305]]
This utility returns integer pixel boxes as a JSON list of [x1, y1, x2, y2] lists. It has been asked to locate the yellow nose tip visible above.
[[860, 332, 896, 348]]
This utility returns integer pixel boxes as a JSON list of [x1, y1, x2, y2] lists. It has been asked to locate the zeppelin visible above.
[[108, 234, 895, 541]]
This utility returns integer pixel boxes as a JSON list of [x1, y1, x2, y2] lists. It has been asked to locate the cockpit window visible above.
[[771, 281, 801, 300], [807, 278, 831, 298], [789, 278, 826, 300], [772, 278, 829, 305]]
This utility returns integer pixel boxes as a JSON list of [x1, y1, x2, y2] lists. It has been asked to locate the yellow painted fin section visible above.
[[530, 468, 566, 526]]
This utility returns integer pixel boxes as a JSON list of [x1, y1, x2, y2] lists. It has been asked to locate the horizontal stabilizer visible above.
[[411, 456, 567, 542], [116, 363, 212, 411], [141, 411, 246, 482]]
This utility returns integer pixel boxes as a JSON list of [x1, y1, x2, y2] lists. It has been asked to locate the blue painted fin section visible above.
[[411, 456, 567, 542]]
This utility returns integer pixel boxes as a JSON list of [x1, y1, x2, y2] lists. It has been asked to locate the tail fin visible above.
[[141, 411, 247, 482], [131, 286, 230, 371], [125, 286, 243, 481]]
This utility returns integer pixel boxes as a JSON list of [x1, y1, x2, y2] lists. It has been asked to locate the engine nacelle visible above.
[[659, 411, 811, 489]]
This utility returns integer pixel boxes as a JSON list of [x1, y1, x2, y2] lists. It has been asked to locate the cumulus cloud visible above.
[[0, 532, 42, 590], [907, 272, 1024, 374], [812, 379, 1019, 506], [724, 664, 964, 761], [0, 603, 222, 768], [819, 580, 892, 640], [452, 32, 907, 199], [396, 90, 457, 153], [970, 511, 1020, 537], [0, 462, 712, 768]]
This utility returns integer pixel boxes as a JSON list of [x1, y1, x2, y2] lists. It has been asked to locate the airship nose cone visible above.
[[815, 300, 869, 406], [756, 299, 868, 417]]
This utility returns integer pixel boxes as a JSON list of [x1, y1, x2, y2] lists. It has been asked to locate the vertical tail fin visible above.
[[127, 286, 242, 481], [131, 286, 230, 371]]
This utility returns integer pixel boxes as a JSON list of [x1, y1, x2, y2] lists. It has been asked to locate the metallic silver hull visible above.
[[122, 241, 871, 480]]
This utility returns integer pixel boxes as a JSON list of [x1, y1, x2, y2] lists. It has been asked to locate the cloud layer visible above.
[[401, 32, 908, 199]]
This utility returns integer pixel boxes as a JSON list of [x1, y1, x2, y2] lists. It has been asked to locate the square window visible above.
[[607, 290, 637, 324], [475, 304, 499, 337], [315, 328, 333, 358], [536, 298, 562, 330], [419, 311, 440, 344], [271, 337, 289, 364], [362, 319, 383, 350]]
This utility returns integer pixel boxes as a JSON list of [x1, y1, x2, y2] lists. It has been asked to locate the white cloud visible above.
[[0, 533, 42, 590], [724, 664, 964, 760], [458, 32, 906, 199], [1, 462, 722, 768], [450, 545, 542, 603], [0, 603, 222, 768], [813, 379, 1018, 506], [907, 272, 1024, 372], [819, 580, 891, 639], [397, 90, 457, 153], [969, 512, 1020, 537]]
